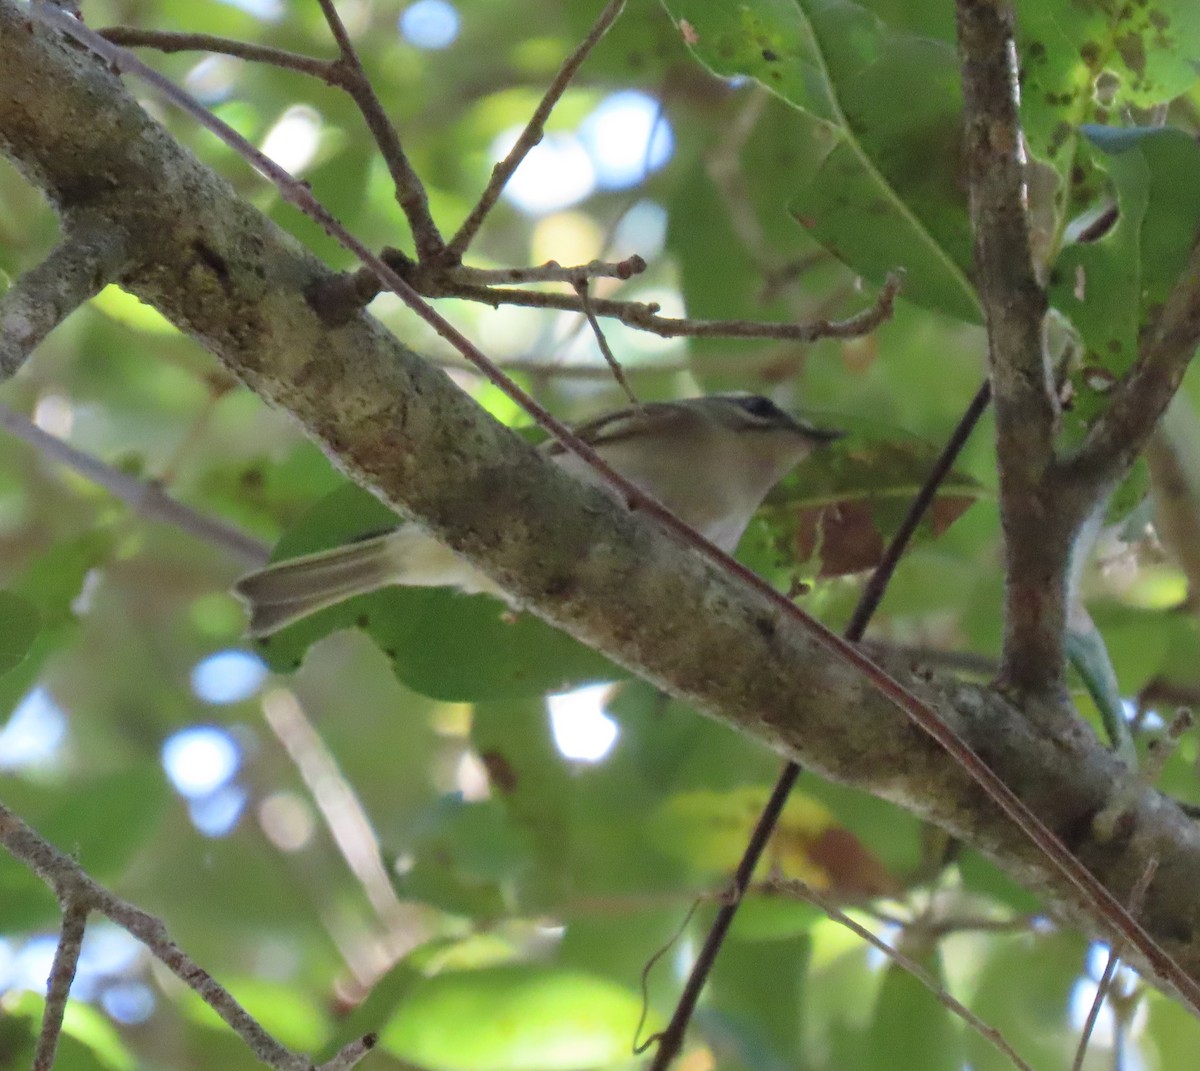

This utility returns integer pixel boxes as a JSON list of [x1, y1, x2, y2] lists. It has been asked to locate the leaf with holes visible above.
[[660, 0, 980, 322]]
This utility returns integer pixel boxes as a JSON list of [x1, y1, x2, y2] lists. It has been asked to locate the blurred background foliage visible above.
[[2, 0, 1200, 1068]]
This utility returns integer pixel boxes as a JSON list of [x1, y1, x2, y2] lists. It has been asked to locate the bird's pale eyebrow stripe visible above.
[[543, 404, 677, 455]]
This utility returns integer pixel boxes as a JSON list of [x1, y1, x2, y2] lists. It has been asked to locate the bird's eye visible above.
[[738, 396, 780, 421]]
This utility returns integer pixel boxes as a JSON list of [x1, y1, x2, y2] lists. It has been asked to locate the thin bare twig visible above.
[[1071, 858, 1159, 1071], [429, 355, 689, 380], [104, 9, 448, 262], [316, 251, 648, 322], [451, 256, 647, 286], [99, 26, 336, 79], [0, 401, 269, 566], [632, 900, 702, 1055], [1139, 677, 1200, 711], [773, 877, 1035, 1071], [647, 378, 993, 1069], [846, 378, 993, 636], [0, 801, 317, 1071], [313, 0, 444, 260], [318, 257, 898, 342], [0, 217, 129, 379], [407, 270, 904, 340], [316, 1033, 378, 1071], [39, 6, 1200, 1016], [1073, 948, 1120, 1071], [572, 277, 637, 404], [32, 901, 88, 1071], [444, 0, 628, 261]]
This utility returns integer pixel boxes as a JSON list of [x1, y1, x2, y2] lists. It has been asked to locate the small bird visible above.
[[233, 393, 843, 637]]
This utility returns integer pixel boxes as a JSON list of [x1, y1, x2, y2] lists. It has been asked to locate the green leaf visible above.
[[866, 956, 961, 1071], [191, 977, 331, 1053], [91, 284, 181, 337], [380, 964, 651, 1071], [803, 917, 878, 1067], [706, 933, 809, 1069], [395, 796, 532, 917], [956, 850, 1042, 915], [251, 483, 622, 700], [0, 846, 58, 932], [967, 930, 1089, 1071], [5, 767, 168, 887], [471, 698, 574, 908], [0, 590, 40, 678], [1052, 127, 1200, 383], [0, 534, 111, 720], [661, 0, 980, 322], [1144, 984, 1200, 1071], [1018, 0, 1200, 128], [5, 992, 135, 1071], [751, 432, 986, 578], [1016, 0, 1200, 235]]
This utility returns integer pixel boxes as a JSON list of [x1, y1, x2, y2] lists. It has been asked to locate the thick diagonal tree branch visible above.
[[7, 0, 1200, 1007]]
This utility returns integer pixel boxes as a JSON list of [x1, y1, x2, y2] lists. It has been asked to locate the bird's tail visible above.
[[233, 532, 404, 638], [235, 522, 507, 636]]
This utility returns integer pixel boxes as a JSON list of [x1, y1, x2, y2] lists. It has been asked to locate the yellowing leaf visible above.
[[649, 787, 897, 899]]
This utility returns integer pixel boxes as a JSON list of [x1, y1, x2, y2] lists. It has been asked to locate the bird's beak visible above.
[[795, 420, 845, 443]]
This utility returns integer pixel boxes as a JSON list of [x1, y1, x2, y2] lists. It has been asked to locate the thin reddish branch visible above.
[[772, 877, 1034, 1071], [101, 14, 448, 261], [99, 26, 336, 79], [1070, 858, 1158, 1071], [316, 1033, 377, 1071], [313, 251, 648, 322], [404, 269, 904, 340], [571, 276, 638, 404], [0, 402, 270, 566], [648, 378, 993, 1069], [443, 0, 628, 262], [313, 0, 444, 260], [450, 255, 647, 286], [310, 254, 899, 341]]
